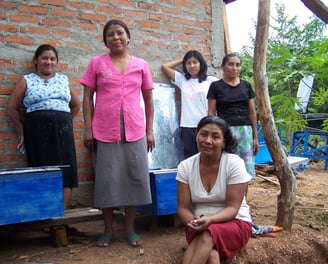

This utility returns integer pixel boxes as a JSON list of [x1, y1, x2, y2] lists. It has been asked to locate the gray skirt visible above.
[[93, 137, 152, 208]]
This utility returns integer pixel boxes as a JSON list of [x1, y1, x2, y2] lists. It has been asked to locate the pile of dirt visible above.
[[0, 163, 327, 264]]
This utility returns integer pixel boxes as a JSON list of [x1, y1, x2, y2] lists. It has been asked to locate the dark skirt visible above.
[[24, 110, 78, 188]]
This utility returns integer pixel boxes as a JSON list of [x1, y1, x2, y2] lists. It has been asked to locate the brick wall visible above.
[[0, 0, 225, 182]]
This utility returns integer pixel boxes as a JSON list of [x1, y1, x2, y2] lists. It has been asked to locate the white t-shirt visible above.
[[173, 72, 218, 127], [176, 152, 252, 223]]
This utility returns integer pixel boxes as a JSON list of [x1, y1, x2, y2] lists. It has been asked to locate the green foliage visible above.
[[270, 94, 307, 134], [239, 3, 328, 138]]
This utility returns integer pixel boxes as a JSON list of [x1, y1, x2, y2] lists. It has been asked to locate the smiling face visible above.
[[185, 56, 200, 79], [34, 50, 57, 78], [197, 123, 225, 156], [104, 24, 130, 54], [221, 55, 242, 79]]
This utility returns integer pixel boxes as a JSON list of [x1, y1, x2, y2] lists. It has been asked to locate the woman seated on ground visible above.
[[176, 115, 252, 264]]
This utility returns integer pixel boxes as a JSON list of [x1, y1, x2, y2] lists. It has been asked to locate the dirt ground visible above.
[[0, 162, 327, 264]]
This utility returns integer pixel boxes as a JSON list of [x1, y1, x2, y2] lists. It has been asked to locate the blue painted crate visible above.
[[0, 167, 64, 225], [138, 169, 177, 216]]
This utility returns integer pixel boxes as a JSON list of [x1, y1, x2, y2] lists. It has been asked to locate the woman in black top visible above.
[[207, 53, 259, 178]]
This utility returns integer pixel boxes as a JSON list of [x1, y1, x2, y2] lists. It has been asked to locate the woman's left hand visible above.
[[186, 215, 209, 232], [253, 138, 259, 155], [146, 132, 155, 152]]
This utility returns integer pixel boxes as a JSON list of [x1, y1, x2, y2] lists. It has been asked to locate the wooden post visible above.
[[253, 0, 296, 231], [223, 2, 232, 54]]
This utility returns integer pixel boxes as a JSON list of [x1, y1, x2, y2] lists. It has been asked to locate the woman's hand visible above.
[[186, 215, 209, 232], [83, 129, 94, 151], [253, 138, 259, 155], [146, 131, 155, 152], [17, 133, 25, 153]]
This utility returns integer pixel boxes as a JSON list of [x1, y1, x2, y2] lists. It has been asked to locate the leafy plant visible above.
[[240, 3, 328, 140]]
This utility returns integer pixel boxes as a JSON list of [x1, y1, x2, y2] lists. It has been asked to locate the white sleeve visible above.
[[176, 159, 189, 184], [172, 71, 183, 89]]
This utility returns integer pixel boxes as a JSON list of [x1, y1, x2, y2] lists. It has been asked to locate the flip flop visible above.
[[126, 233, 143, 247], [97, 234, 115, 247]]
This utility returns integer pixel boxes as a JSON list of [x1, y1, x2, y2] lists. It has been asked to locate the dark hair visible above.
[[33, 44, 58, 68], [103, 19, 130, 47], [182, 50, 208, 82], [197, 115, 237, 153], [221, 53, 242, 66]]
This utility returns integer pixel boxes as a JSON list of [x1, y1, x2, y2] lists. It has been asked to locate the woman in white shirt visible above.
[[176, 115, 252, 263], [162, 50, 218, 159]]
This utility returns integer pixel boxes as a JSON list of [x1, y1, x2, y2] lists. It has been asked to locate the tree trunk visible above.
[[253, 0, 297, 231]]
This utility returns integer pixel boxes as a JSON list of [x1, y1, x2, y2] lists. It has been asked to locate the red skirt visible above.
[[185, 219, 252, 259]]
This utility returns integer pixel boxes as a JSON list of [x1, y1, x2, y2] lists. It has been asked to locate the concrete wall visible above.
[[0, 0, 225, 206]]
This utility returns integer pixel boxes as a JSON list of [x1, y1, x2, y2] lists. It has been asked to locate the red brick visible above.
[[174, 17, 195, 26], [162, 7, 182, 15], [0, 2, 17, 10], [0, 12, 5, 20], [20, 26, 50, 35], [7, 74, 21, 83], [0, 59, 19, 68], [149, 13, 170, 22], [19, 5, 48, 15], [6, 35, 34, 45], [81, 13, 106, 22], [51, 9, 79, 18], [42, 18, 70, 27], [52, 29, 70, 38], [66, 42, 94, 51], [0, 24, 19, 33], [111, 0, 134, 7], [10, 14, 40, 24], [39, 0, 66, 6], [97, 6, 122, 15], [0, 85, 12, 95], [40, 40, 65, 48], [138, 3, 159, 11], [71, 22, 97, 31], [138, 21, 159, 30], [124, 10, 147, 19], [69, 2, 94, 10]]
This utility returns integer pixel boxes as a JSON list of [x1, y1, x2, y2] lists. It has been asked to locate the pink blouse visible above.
[[80, 54, 153, 142]]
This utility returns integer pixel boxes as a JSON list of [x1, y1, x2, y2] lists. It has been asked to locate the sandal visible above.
[[97, 234, 115, 247], [126, 233, 142, 247]]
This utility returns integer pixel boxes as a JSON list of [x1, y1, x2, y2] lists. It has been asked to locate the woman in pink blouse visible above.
[[81, 19, 155, 248]]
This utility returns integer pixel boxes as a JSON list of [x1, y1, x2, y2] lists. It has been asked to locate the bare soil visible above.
[[0, 162, 327, 264]]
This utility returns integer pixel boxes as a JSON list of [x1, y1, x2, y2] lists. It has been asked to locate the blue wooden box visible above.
[[0, 167, 64, 225], [139, 169, 177, 216]]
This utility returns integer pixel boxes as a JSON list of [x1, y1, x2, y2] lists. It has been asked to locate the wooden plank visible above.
[[1, 208, 103, 231], [223, 2, 232, 54], [301, 0, 328, 24], [0, 207, 104, 247], [257, 174, 280, 186]]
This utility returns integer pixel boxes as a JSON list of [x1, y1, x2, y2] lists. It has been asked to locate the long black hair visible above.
[[197, 115, 237, 153], [182, 50, 208, 82]]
